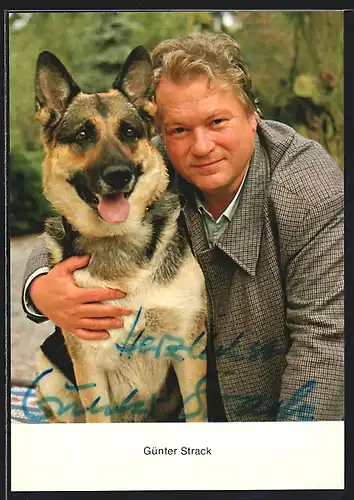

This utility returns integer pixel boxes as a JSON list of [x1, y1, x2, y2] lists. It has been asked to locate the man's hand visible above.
[[29, 256, 130, 340]]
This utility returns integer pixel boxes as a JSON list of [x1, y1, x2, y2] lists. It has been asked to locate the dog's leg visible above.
[[73, 362, 111, 423], [173, 356, 207, 422], [172, 321, 208, 422]]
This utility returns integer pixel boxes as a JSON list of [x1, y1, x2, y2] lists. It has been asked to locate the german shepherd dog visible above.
[[34, 46, 208, 423]]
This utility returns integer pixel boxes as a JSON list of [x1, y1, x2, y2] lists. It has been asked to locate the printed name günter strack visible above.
[[144, 446, 212, 455]]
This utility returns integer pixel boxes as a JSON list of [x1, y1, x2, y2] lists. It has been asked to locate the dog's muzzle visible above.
[[69, 163, 142, 224]]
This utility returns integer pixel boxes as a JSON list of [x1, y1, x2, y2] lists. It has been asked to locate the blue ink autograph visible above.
[[13, 308, 309, 423], [16, 368, 207, 423], [278, 379, 317, 420], [115, 307, 207, 361], [223, 380, 318, 421], [115, 308, 286, 362], [14, 367, 317, 423]]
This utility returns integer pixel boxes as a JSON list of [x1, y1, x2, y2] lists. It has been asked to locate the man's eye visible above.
[[173, 127, 185, 134], [76, 130, 87, 142], [212, 119, 225, 125]]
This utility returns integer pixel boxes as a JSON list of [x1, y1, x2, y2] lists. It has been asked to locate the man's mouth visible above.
[[192, 159, 223, 168]]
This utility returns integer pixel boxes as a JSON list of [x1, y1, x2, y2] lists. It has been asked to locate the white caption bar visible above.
[[11, 421, 344, 491]]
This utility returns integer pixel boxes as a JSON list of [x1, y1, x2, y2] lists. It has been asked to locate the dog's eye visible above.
[[120, 121, 140, 141], [125, 128, 136, 138], [76, 130, 87, 142]]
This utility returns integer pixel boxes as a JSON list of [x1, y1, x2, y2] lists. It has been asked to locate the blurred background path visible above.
[[10, 233, 54, 385]]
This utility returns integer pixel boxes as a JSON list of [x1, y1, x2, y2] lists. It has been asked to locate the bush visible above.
[[9, 148, 56, 236]]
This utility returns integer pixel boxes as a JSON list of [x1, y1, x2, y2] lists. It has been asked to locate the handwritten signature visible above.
[[115, 306, 206, 361], [278, 379, 317, 420], [223, 380, 318, 421], [13, 309, 300, 423], [14, 367, 317, 423], [17, 368, 207, 423], [116, 307, 286, 362]]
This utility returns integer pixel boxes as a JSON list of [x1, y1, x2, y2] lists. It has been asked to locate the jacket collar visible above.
[[179, 131, 269, 276], [216, 132, 269, 276]]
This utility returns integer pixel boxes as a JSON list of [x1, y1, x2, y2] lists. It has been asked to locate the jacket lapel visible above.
[[216, 133, 269, 276]]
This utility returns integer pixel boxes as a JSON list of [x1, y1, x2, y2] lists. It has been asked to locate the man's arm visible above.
[[21, 233, 130, 340], [277, 190, 344, 421], [22, 234, 50, 322]]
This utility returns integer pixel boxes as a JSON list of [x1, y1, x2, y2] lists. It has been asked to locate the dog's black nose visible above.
[[102, 165, 133, 190]]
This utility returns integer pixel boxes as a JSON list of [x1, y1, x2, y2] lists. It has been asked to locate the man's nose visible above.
[[190, 128, 215, 156]]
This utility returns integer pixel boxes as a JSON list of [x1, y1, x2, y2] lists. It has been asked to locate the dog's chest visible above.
[[67, 269, 186, 404], [71, 266, 204, 369]]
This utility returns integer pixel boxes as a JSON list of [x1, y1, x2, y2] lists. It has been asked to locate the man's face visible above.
[[155, 75, 258, 198]]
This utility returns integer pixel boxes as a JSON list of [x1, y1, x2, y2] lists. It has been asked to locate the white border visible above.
[[11, 421, 344, 491]]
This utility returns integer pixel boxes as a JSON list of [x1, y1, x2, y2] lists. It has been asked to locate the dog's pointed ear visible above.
[[113, 46, 156, 118], [35, 51, 81, 127]]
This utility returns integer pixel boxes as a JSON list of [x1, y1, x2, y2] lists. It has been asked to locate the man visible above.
[[22, 33, 344, 421]]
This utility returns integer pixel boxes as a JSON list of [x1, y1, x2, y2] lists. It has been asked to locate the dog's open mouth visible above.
[[96, 192, 130, 224], [69, 180, 131, 224]]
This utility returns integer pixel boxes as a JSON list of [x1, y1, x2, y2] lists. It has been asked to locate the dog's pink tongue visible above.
[[97, 194, 130, 223]]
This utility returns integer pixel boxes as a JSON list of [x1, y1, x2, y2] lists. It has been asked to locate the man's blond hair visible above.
[[151, 32, 261, 117]]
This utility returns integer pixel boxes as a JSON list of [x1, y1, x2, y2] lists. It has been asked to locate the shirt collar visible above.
[[195, 161, 250, 223]]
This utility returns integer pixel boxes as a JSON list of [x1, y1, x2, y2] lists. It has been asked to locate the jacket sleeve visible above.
[[21, 233, 50, 323], [276, 178, 344, 421]]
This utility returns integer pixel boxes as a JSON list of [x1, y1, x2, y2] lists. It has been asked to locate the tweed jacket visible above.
[[22, 120, 344, 421]]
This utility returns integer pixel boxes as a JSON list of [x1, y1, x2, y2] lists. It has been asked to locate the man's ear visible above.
[[112, 46, 156, 118], [249, 111, 258, 133], [35, 51, 81, 127]]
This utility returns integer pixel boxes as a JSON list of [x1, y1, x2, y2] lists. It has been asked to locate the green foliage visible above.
[[293, 74, 323, 105], [9, 148, 56, 236], [233, 11, 343, 168], [79, 12, 214, 91], [9, 12, 97, 151], [86, 13, 140, 87], [231, 12, 296, 113]]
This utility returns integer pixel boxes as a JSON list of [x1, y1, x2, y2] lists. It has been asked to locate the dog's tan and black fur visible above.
[[34, 46, 208, 423]]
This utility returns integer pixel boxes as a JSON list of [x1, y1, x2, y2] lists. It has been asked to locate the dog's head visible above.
[[35, 46, 169, 237]]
